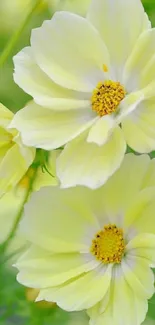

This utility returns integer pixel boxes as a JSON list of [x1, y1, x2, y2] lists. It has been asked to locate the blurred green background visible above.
[[0, 0, 155, 324]]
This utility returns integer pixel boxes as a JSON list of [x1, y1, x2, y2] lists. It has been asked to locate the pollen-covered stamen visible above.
[[91, 80, 126, 117], [91, 224, 125, 264]]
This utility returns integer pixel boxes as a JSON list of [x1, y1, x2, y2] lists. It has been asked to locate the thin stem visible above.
[[0, 0, 42, 67]]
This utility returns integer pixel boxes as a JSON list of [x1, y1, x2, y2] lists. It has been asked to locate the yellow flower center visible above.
[[91, 80, 126, 117], [91, 224, 125, 264]]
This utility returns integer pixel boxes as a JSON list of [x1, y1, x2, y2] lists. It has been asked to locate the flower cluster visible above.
[[1, 0, 155, 324]]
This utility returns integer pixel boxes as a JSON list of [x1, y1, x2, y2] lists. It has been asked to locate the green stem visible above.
[[1, 167, 38, 252], [0, 0, 42, 67]]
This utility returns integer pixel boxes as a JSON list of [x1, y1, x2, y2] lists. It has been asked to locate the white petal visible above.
[[16, 245, 99, 288], [123, 29, 155, 92], [0, 103, 13, 129], [124, 187, 155, 233], [36, 264, 112, 311], [20, 186, 99, 252], [87, 0, 150, 80], [0, 128, 13, 159], [122, 99, 155, 153], [13, 47, 90, 110], [0, 143, 34, 196], [127, 233, 155, 252], [92, 154, 150, 225], [87, 290, 110, 321], [14, 134, 35, 167], [142, 158, 155, 188], [122, 256, 154, 299], [11, 101, 97, 150], [126, 233, 155, 267], [57, 127, 126, 189], [128, 248, 155, 268], [88, 264, 148, 325], [31, 12, 109, 91], [87, 115, 116, 146]]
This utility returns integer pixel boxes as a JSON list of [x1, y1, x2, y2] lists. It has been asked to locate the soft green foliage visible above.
[[0, 0, 155, 324]]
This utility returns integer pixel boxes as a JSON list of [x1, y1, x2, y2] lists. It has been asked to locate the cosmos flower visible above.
[[0, 103, 35, 196], [12, 0, 155, 189], [15, 154, 155, 325]]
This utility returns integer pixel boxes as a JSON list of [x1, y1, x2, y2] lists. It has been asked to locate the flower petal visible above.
[[87, 115, 116, 146], [128, 248, 155, 268], [57, 127, 126, 189], [16, 245, 99, 288], [123, 29, 155, 92], [142, 158, 155, 188], [122, 256, 154, 299], [0, 143, 34, 196], [0, 103, 13, 129], [127, 233, 155, 249], [20, 186, 99, 252], [13, 47, 90, 110], [126, 233, 155, 267], [91, 154, 150, 225], [88, 264, 148, 325], [0, 128, 13, 166], [124, 187, 155, 234], [31, 12, 109, 92], [87, 0, 150, 80], [36, 264, 112, 311], [11, 101, 96, 150], [88, 290, 110, 321], [122, 99, 155, 153]]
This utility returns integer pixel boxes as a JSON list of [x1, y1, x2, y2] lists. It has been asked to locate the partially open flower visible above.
[[15, 154, 155, 325], [0, 103, 35, 197], [12, 0, 155, 189]]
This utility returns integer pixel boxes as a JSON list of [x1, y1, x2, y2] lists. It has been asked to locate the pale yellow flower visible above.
[[49, 0, 91, 16], [15, 154, 155, 325], [0, 103, 35, 196], [12, 0, 155, 189]]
